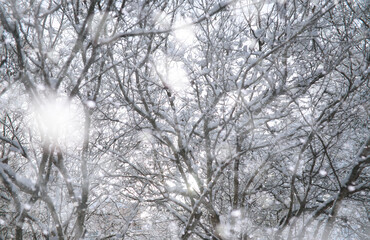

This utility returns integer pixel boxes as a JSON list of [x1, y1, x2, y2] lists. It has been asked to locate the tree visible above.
[[0, 0, 368, 239]]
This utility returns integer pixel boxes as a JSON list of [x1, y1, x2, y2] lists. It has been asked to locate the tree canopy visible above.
[[0, 0, 369, 239]]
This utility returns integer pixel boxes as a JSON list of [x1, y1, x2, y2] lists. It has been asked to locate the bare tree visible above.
[[0, 0, 368, 240]]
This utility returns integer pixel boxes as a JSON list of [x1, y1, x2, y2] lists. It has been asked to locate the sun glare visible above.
[[173, 20, 195, 46], [167, 62, 190, 93], [32, 97, 83, 143], [152, 51, 191, 95]]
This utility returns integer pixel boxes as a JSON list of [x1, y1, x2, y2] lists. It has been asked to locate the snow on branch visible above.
[[0, 162, 36, 194], [0, 136, 28, 158], [99, 0, 235, 45], [298, 136, 370, 236]]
